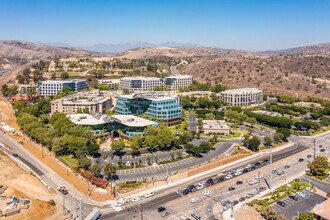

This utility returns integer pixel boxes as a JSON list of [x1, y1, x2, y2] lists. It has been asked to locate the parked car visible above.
[[234, 171, 242, 176], [305, 187, 313, 192], [232, 200, 239, 206], [248, 180, 257, 185], [12, 153, 18, 157], [236, 180, 243, 185], [260, 186, 267, 192], [239, 197, 245, 202], [115, 200, 125, 207], [277, 201, 286, 207], [191, 212, 201, 220], [218, 177, 225, 182], [210, 147, 216, 151], [161, 211, 170, 217], [243, 169, 249, 173], [255, 162, 261, 166], [191, 198, 199, 203], [132, 197, 140, 203], [284, 165, 290, 169], [225, 174, 233, 179], [228, 187, 235, 191], [263, 159, 269, 163], [182, 189, 189, 195], [187, 185, 195, 191], [320, 149, 325, 152], [307, 154, 312, 158], [250, 166, 256, 170], [145, 192, 154, 198], [289, 195, 298, 201], [221, 199, 231, 206], [207, 205, 211, 211], [277, 170, 285, 175], [176, 189, 183, 194], [202, 190, 211, 196], [223, 205, 230, 211], [299, 158, 304, 162], [197, 185, 204, 190], [245, 164, 252, 169]]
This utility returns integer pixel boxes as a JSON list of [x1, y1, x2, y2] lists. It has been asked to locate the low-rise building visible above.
[[202, 120, 230, 136], [115, 92, 182, 126], [37, 79, 89, 97], [68, 113, 158, 138], [51, 91, 112, 115], [219, 88, 263, 106], [164, 75, 193, 90], [18, 84, 35, 95], [98, 79, 120, 89], [119, 77, 163, 92]]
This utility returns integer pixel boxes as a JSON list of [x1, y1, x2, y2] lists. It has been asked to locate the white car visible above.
[[132, 197, 140, 203], [297, 191, 305, 197], [225, 174, 233, 179], [245, 164, 252, 169], [126, 161, 130, 166], [237, 167, 243, 172], [255, 174, 262, 179], [202, 190, 211, 196], [234, 171, 242, 176], [191, 198, 199, 203], [228, 170, 236, 174], [145, 192, 154, 198], [248, 180, 257, 185], [115, 200, 125, 207], [197, 185, 204, 190], [305, 187, 313, 193]]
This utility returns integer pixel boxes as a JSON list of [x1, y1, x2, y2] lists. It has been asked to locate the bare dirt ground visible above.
[[0, 152, 60, 219], [0, 94, 114, 202], [233, 205, 263, 220]]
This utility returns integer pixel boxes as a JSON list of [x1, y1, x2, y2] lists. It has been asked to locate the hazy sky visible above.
[[1, 0, 329, 51]]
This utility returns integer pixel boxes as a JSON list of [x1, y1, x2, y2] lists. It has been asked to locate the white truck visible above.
[[85, 208, 101, 220]]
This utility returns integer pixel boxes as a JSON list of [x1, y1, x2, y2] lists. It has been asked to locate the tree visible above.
[[130, 135, 143, 154], [295, 212, 314, 220], [307, 156, 328, 176], [276, 127, 291, 140], [146, 156, 151, 165], [61, 72, 69, 79], [246, 117, 257, 126], [264, 136, 273, 147], [90, 164, 101, 176], [170, 152, 175, 160], [144, 126, 158, 150], [111, 139, 125, 153], [184, 143, 194, 152], [117, 159, 123, 167], [261, 206, 276, 220], [200, 141, 212, 152], [176, 151, 183, 158], [157, 125, 175, 149], [273, 133, 284, 143], [78, 157, 91, 170], [103, 162, 117, 180], [247, 127, 254, 134], [248, 136, 260, 151], [87, 144, 100, 156], [277, 214, 288, 220], [242, 134, 250, 147], [211, 135, 218, 143], [205, 113, 215, 120], [62, 85, 71, 94], [51, 72, 56, 80], [191, 146, 203, 156]]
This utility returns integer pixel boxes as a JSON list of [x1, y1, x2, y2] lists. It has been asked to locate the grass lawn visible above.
[[233, 131, 241, 138], [61, 155, 78, 165], [55, 72, 81, 77]]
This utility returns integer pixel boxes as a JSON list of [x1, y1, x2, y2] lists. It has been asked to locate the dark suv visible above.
[[289, 195, 298, 201], [158, 207, 166, 212], [277, 201, 285, 207]]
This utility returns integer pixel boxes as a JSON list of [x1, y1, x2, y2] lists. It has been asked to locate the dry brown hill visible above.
[[0, 40, 102, 60], [261, 42, 330, 55], [0, 56, 18, 69], [110, 46, 253, 59], [182, 54, 330, 99]]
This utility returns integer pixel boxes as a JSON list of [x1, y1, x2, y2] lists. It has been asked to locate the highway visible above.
[[101, 142, 319, 219]]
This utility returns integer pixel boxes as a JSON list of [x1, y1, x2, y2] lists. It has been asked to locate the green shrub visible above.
[[47, 199, 56, 206], [305, 172, 313, 176], [316, 176, 324, 181], [327, 192, 330, 198]]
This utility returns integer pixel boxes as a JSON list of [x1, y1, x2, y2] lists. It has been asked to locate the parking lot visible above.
[[272, 190, 326, 219]]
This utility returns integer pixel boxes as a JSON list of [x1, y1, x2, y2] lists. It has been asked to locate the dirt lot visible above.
[[0, 152, 60, 219], [233, 205, 263, 220]]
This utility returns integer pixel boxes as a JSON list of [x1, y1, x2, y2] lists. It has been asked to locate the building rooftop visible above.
[[311, 198, 330, 219], [203, 120, 230, 130], [51, 91, 111, 104], [120, 92, 177, 101], [111, 115, 158, 127], [39, 79, 87, 84], [68, 114, 106, 125], [98, 79, 120, 83], [165, 75, 193, 78], [220, 88, 261, 94], [120, 76, 162, 81]]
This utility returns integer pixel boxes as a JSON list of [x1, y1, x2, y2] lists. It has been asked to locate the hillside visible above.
[[261, 42, 330, 55], [182, 54, 330, 99], [0, 56, 18, 70], [108, 47, 254, 59], [0, 40, 103, 60]]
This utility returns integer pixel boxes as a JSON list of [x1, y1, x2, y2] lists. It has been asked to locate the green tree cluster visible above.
[[307, 156, 328, 177], [244, 111, 293, 128]]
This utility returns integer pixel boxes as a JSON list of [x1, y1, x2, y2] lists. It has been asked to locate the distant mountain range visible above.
[[260, 42, 330, 55], [81, 41, 202, 53]]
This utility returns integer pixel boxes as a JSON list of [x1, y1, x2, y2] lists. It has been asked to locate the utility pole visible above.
[[79, 198, 82, 220], [313, 138, 316, 159], [269, 145, 272, 191]]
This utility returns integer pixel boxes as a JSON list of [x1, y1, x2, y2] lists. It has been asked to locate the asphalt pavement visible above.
[[300, 175, 330, 193]]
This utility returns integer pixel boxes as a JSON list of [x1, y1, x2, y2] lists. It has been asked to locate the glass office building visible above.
[[37, 79, 89, 97], [115, 92, 182, 126]]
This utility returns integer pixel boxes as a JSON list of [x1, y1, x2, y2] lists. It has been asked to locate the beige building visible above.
[[202, 120, 231, 136], [51, 92, 112, 115]]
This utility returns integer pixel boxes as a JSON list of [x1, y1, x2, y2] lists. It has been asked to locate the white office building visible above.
[[164, 75, 193, 90], [37, 79, 89, 97], [98, 79, 120, 89], [219, 88, 263, 106], [119, 77, 163, 92]]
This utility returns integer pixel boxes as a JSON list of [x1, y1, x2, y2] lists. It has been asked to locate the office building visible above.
[[115, 92, 182, 126], [119, 77, 163, 92], [164, 75, 193, 90], [219, 88, 263, 106], [98, 79, 120, 89], [68, 113, 158, 138], [18, 84, 35, 95], [37, 79, 89, 97], [202, 120, 230, 136], [50, 91, 112, 115]]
